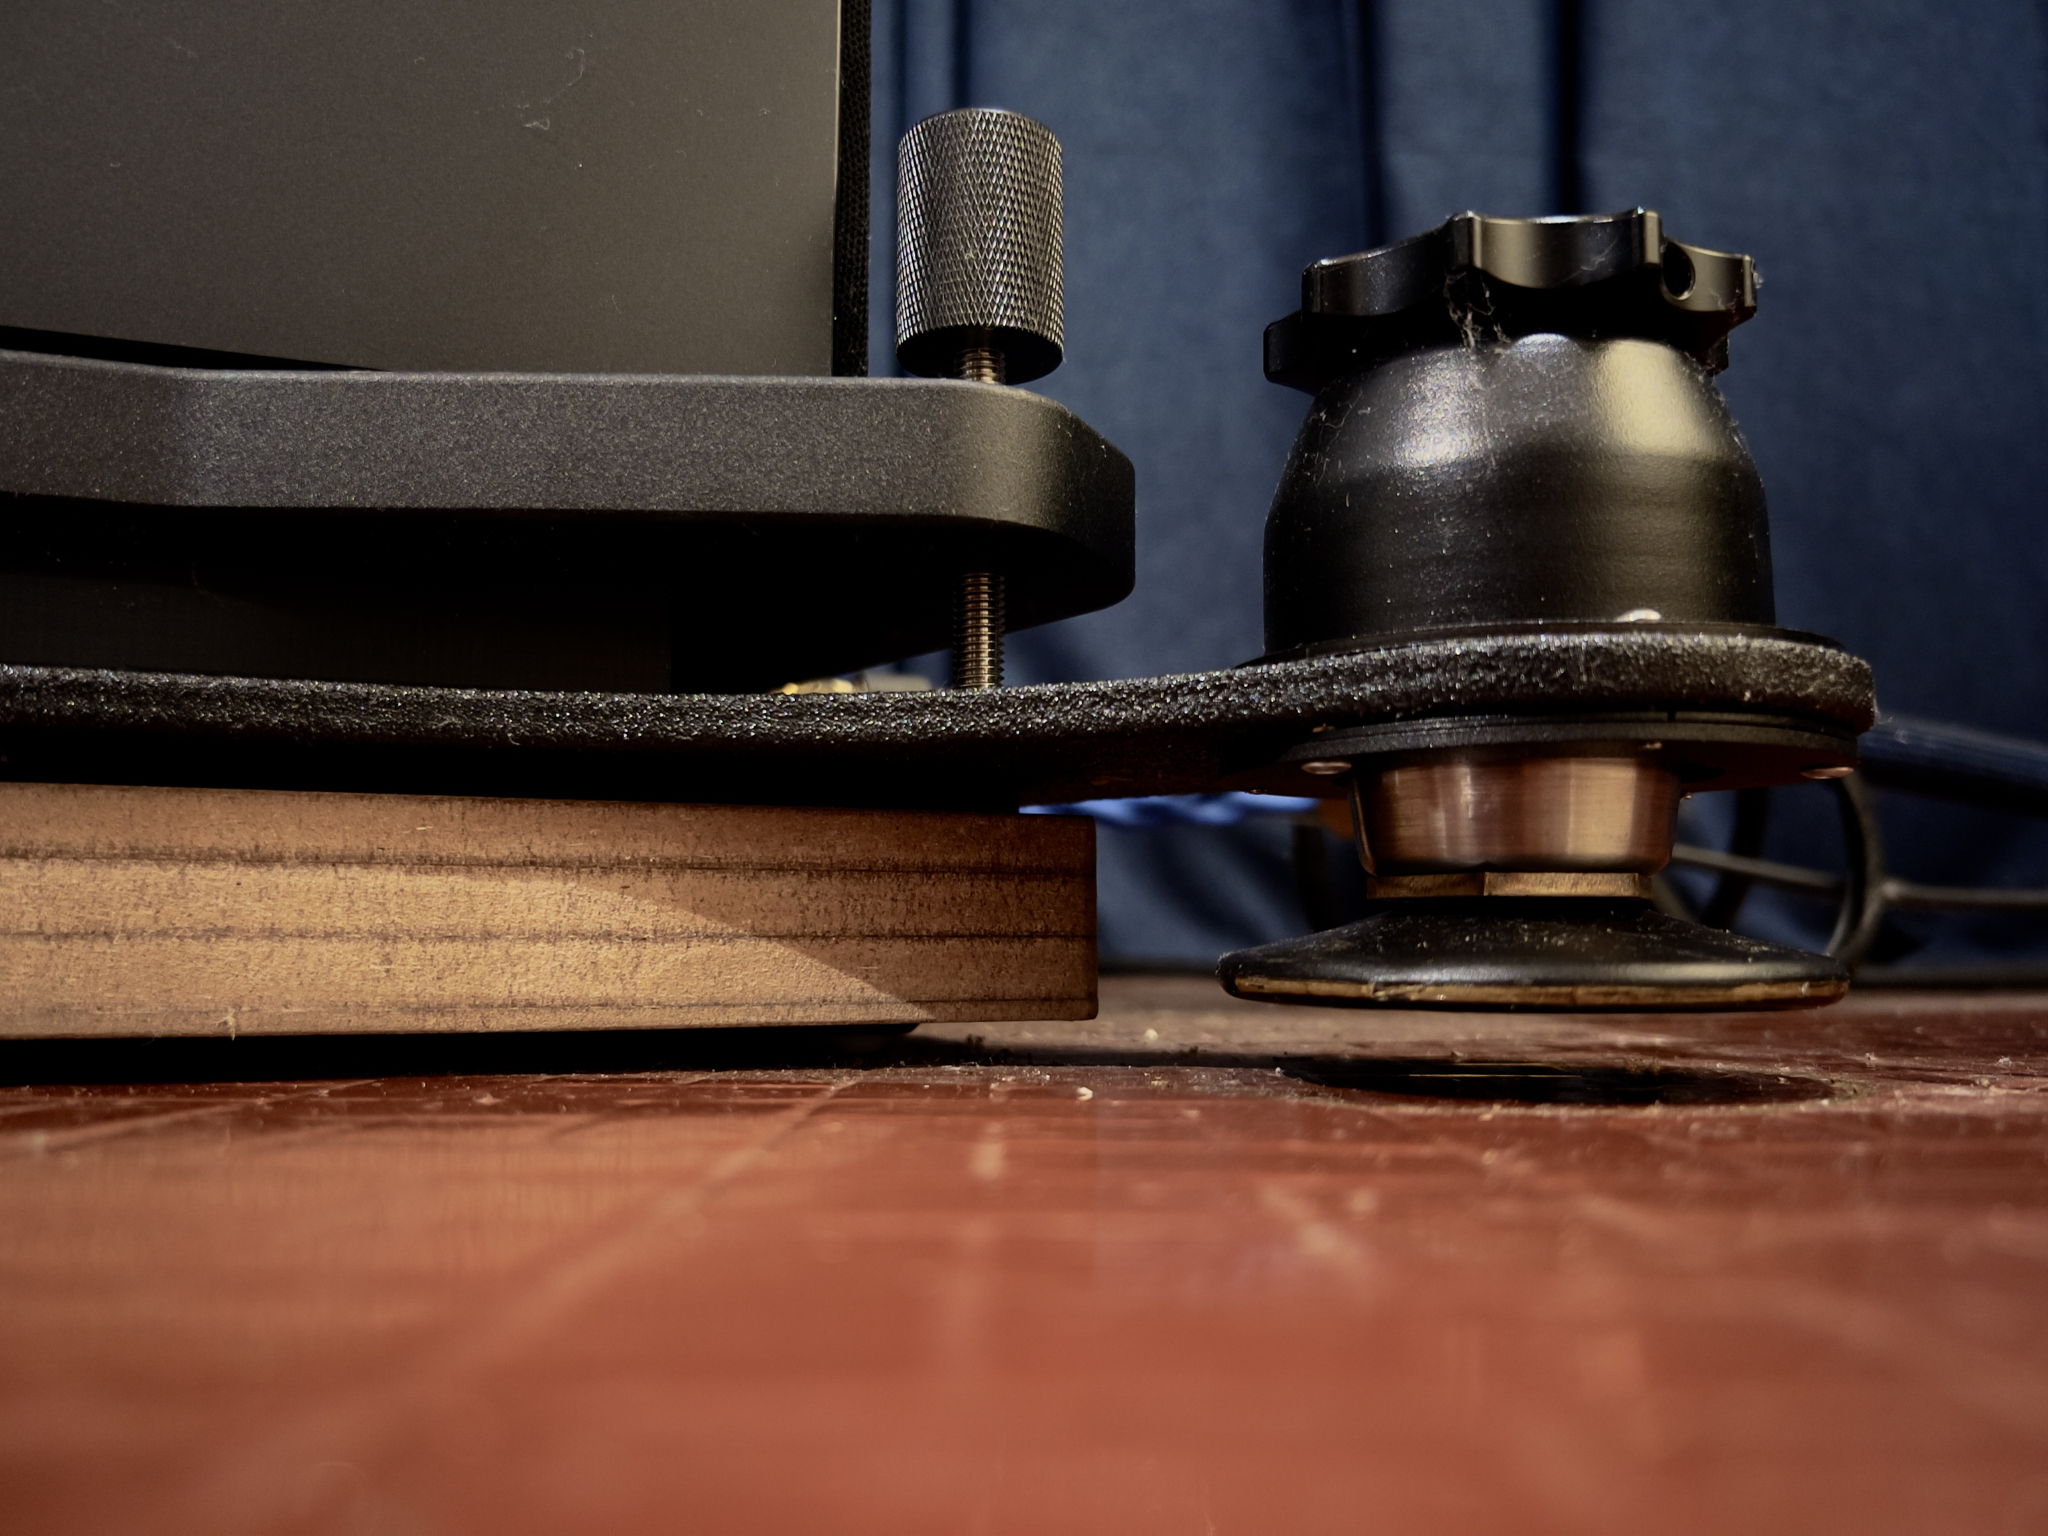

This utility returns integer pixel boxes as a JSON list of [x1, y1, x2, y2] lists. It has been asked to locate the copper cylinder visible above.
[[1353, 756, 1680, 875]]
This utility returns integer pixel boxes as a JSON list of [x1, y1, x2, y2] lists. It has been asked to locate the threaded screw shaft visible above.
[[950, 338, 1006, 687], [955, 342, 1005, 384], [952, 571, 1005, 689]]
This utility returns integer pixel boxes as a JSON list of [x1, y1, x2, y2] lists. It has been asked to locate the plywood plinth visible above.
[[0, 782, 1095, 1037]]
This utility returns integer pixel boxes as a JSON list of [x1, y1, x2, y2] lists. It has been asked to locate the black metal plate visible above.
[[0, 353, 1135, 691]]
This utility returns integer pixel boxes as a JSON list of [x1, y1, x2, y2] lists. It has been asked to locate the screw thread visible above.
[[952, 571, 1005, 689], [956, 343, 1005, 383]]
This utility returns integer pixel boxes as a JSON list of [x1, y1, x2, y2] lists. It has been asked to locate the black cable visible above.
[[1671, 845, 2048, 912], [1698, 785, 1770, 928], [1887, 881, 2048, 911], [1860, 714, 2048, 818], [1825, 774, 1888, 967], [1671, 845, 1834, 892], [1665, 777, 1887, 964]]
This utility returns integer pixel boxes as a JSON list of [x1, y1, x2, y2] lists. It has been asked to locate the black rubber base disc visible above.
[[1218, 899, 1848, 1012]]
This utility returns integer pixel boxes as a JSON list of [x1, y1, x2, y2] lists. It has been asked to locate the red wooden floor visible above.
[[3, 979, 2046, 1534]]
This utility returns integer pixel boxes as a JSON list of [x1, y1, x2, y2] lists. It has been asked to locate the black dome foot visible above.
[[1218, 898, 1847, 1012]]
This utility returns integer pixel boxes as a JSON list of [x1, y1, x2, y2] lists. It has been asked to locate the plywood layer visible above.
[[0, 782, 1096, 1036]]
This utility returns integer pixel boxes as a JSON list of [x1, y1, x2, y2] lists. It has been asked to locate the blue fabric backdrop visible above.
[[867, 1, 2048, 965]]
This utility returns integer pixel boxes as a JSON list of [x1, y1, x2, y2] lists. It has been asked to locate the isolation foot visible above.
[[1218, 898, 1848, 1012]]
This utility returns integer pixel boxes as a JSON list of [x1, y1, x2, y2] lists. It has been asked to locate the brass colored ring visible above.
[[1365, 871, 1655, 900]]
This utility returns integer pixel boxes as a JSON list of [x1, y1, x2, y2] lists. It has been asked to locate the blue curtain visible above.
[[870, 0, 2048, 965]]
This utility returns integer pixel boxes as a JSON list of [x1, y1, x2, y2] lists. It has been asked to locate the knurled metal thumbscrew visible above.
[[894, 108, 1065, 690]]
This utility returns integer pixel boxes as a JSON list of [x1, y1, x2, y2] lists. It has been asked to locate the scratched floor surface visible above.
[[2, 978, 2045, 1534]]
